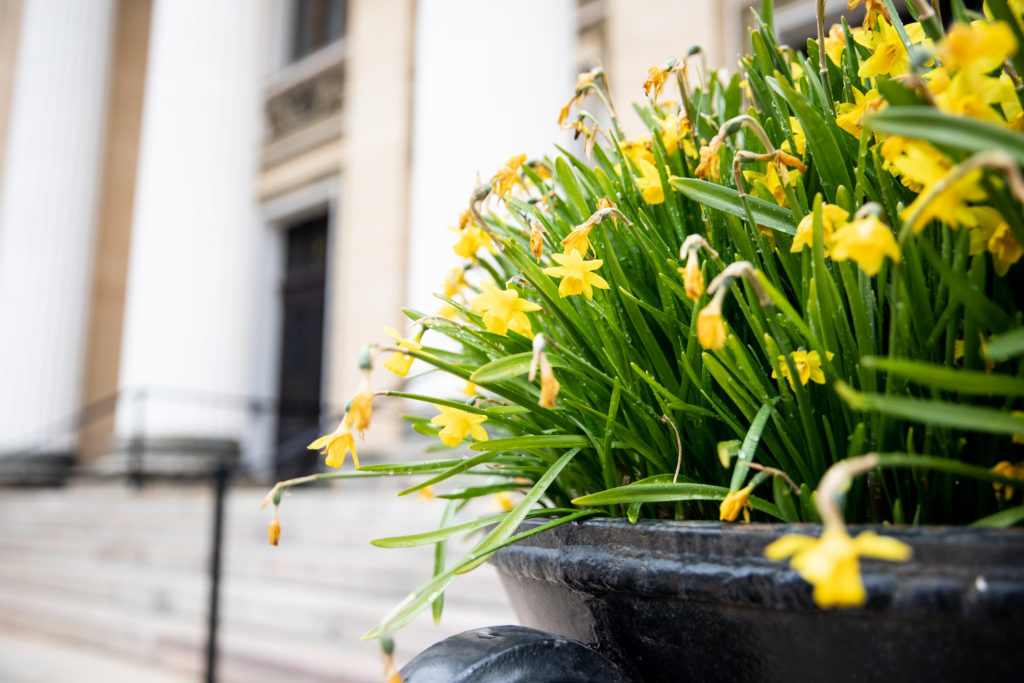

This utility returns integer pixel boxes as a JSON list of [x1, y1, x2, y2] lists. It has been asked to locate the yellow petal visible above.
[[764, 533, 817, 560]]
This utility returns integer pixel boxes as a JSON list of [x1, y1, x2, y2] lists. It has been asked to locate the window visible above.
[[290, 0, 346, 63]]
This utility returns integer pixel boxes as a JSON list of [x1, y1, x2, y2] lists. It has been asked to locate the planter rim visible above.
[[491, 516, 1024, 617]]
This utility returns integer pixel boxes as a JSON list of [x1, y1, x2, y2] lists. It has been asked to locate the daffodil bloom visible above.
[[470, 281, 542, 336], [490, 153, 526, 199], [620, 136, 655, 168], [743, 163, 801, 207], [781, 117, 806, 157], [543, 249, 610, 299], [854, 19, 925, 78], [939, 20, 1017, 76], [765, 526, 911, 607], [823, 23, 849, 66], [430, 405, 488, 448], [991, 460, 1024, 498], [308, 421, 359, 469], [679, 251, 705, 301], [561, 222, 595, 257], [659, 112, 696, 157], [492, 491, 516, 512], [462, 381, 477, 396], [597, 196, 616, 211], [902, 169, 986, 232], [450, 224, 495, 259], [880, 136, 951, 192], [791, 204, 849, 254], [697, 296, 727, 350], [931, 67, 1015, 124], [382, 327, 422, 377], [633, 158, 665, 204], [968, 206, 1023, 276], [835, 87, 883, 138], [695, 139, 722, 181], [719, 484, 754, 522], [772, 349, 835, 388], [538, 352, 559, 408], [829, 216, 901, 276], [442, 267, 468, 299], [438, 302, 459, 320], [268, 511, 281, 546], [416, 485, 436, 502], [346, 385, 374, 438], [529, 220, 545, 261]]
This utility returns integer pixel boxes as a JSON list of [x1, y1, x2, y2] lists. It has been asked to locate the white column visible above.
[[116, 1, 262, 444], [0, 1, 115, 452], [407, 0, 576, 316]]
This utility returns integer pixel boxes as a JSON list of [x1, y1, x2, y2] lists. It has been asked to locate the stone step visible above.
[[0, 482, 518, 682]]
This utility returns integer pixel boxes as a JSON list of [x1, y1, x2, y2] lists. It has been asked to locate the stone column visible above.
[[115, 1, 262, 457], [0, 0, 115, 454]]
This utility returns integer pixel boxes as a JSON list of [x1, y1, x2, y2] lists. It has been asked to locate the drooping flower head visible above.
[[791, 204, 849, 254], [308, 420, 359, 469], [828, 215, 901, 276], [719, 484, 754, 522], [490, 153, 527, 199]]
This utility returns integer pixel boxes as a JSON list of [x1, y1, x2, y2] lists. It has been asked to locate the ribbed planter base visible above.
[[490, 518, 1024, 683]]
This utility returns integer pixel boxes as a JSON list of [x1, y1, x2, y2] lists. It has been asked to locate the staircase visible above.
[[0, 478, 519, 682]]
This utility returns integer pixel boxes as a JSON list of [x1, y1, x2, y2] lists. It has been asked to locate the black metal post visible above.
[[128, 389, 146, 489], [204, 460, 229, 683]]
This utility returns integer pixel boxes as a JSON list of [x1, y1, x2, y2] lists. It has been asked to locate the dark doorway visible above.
[[274, 213, 329, 479]]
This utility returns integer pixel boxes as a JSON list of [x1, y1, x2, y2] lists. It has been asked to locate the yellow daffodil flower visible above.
[[633, 158, 666, 204], [438, 302, 459, 320], [719, 484, 754, 522], [697, 296, 727, 350], [416, 485, 436, 502], [902, 168, 986, 232], [679, 251, 705, 301], [490, 153, 527, 199], [450, 224, 495, 259], [829, 216, 901, 276], [744, 164, 800, 207], [308, 421, 359, 469], [781, 117, 806, 157], [462, 381, 477, 396], [492, 491, 516, 512], [530, 220, 545, 261], [470, 281, 542, 336], [939, 20, 1018, 76], [835, 87, 883, 138], [543, 249, 610, 299], [992, 459, 1024, 498], [854, 19, 925, 79], [765, 526, 911, 607], [538, 352, 559, 408], [772, 349, 835, 388], [792, 204, 849, 254], [695, 139, 722, 181], [442, 267, 468, 299], [430, 405, 488, 448], [561, 222, 595, 257], [268, 511, 281, 546], [620, 136, 655, 168], [659, 112, 696, 157], [823, 23, 849, 66], [346, 385, 374, 438], [382, 327, 422, 377]]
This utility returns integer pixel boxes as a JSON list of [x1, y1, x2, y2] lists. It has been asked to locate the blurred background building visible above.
[[0, 0, 848, 680]]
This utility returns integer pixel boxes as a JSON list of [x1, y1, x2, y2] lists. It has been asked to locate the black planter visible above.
[[490, 518, 1024, 683]]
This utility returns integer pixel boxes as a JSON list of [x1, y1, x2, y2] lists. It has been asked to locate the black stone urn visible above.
[[488, 518, 1024, 683]]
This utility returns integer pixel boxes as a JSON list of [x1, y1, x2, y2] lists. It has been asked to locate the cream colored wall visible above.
[[0, 0, 21, 197], [604, 0, 726, 136], [328, 0, 415, 447]]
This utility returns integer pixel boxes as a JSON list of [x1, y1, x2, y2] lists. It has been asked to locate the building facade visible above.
[[0, 0, 835, 481]]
